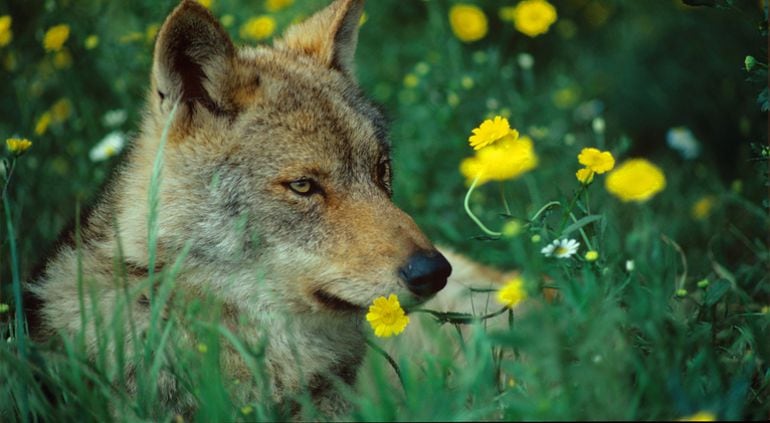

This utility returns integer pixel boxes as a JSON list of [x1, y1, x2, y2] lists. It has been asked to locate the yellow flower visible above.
[[366, 294, 409, 338], [511, 0, 558, 38], [461, 75, 475, 90], [220, 14, 235, 27], [240, 16, 276, 41], [461, 135, 538, 185], [51, 98, 72, 123], [506, 375, 516, 388], [240, 405, 253, 415], [403, 73, 419, 88], [575, 167, 594, 184], [53, 50, 72, 69], [0, 15, 12, 47], [578, 147, 615, 174], [84, 35, 99, 50], [605, 158, 666, 203], [447, 92, 460, 107], [468, 116, 517, 150], [449, 4, 488, 43], [497, 277, 527, 308], [146, 24, 160, 43], [6, 138, 32, 156], [499, 6, 516, 22], [197, 0, 213, 8], [35, 112, 52, 136], [552, 87, 578, 109], [502, 220, 522, 238], [691, 195, 716, 220], [585, 250, 599, 261], [119, 31, 144, 44], [266, 0, 294, 12], [43, 24, 70, 52], [4, 51, 17, 71], [678, 411, 716, 421]]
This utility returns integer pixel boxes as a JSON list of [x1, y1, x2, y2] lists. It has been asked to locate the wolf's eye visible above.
[[287, 178, 315, 196]]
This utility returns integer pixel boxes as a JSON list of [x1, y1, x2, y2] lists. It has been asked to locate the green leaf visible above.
[[561, 214, 603, 237], [704, 279, 731, 306]]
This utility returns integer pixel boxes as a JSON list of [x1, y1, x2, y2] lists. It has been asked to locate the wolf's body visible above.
[[29, 0, 507, 417]]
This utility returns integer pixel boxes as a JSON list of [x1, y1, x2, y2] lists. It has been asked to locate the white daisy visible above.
[[541, 238, 580, 259], [517, 53, 534, 69], [625, 260, 635, 272], [102, 109, 127, 128], [666, 126, 700, 160], [89, 131, 126, 162]]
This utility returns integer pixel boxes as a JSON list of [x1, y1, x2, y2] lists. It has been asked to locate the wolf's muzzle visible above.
[[400, 250, 451, 297]]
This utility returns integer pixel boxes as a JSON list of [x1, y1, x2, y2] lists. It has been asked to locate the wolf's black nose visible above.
[[400, 251, 451, 297]]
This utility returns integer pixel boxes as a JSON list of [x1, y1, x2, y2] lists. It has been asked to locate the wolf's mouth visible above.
[[312, 290, 365, 312]]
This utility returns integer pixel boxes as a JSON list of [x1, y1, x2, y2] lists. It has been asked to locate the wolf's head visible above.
[[127, 0, 450, 315]]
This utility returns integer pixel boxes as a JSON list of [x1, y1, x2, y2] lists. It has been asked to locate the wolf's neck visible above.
[[233, 303, 367, 398]]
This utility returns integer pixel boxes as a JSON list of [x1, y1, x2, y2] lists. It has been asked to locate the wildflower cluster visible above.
[[460, 135, 538, 186], [575, 147, 615, 185], [573, 146, 666, 204], [461, 116, 538, 186], [34, 98, 73, 136], [449, 0, 558, 43], [2, 0, 767, 420]]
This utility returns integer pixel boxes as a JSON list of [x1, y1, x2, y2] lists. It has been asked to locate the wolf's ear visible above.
[[152, 0, 235, 117], [275, 0, 364, 78]]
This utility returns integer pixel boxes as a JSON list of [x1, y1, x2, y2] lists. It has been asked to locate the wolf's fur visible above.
[[30, 0, 508, 417]]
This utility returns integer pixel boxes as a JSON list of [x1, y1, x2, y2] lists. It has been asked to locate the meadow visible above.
[[1, 0, 768, 421]]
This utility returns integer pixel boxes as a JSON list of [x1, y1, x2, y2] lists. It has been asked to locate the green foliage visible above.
[[1, 0, 768, 421]]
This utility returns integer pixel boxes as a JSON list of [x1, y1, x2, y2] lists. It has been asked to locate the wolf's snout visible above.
[[400, 251, 452, 297]]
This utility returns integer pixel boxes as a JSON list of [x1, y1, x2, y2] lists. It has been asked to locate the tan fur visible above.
[[30, 0, 507, 418]]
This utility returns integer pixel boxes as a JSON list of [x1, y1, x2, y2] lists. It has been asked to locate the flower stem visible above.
[[411, 306, 508, 325], [365, 338, 404, 391], [499, 182, 511, 216], [558, 185, 587, 233], [530, 201, 561, 222], [568, 211, 595, 251], [464, 174, 502, 237], [1, 158, 17, 199], [3, 193, 29, 423]]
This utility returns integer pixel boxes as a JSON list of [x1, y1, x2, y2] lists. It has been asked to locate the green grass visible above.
[[1, 0, 769, 421]]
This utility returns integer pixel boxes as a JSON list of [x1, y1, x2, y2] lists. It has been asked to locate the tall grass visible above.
[[1, 0, 769, 421], [3, 164, 29, 421]]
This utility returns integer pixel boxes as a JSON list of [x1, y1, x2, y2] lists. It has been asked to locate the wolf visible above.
[[29, 0, 508, 418]]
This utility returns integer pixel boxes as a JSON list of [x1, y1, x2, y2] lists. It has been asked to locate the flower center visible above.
[[379, 310, 399, 325], [555, 246, 568, 256]]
